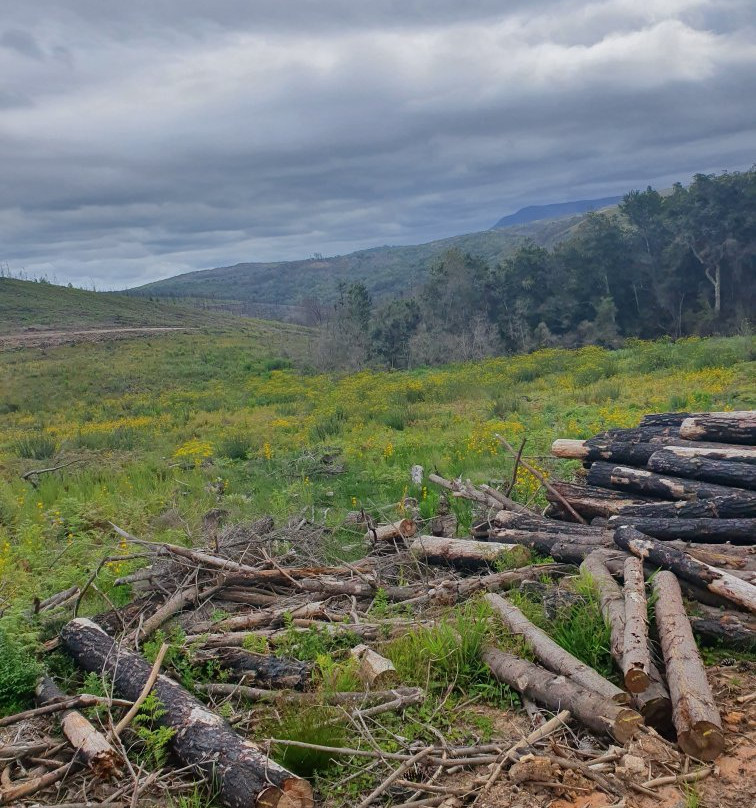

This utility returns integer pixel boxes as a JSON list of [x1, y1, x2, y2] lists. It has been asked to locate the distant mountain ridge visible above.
[[492, 196, 623, 229], [130, 201, 607, 314]]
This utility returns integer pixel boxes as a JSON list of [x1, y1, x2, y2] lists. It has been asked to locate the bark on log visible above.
[[551, 439, 659, 466], [659, 443, 756, 466], [647, 450, 756, 491], [607, 515, 756, 545], [640, 413, 696, 427], [545, 482, 654, 519], [492, 510, 604, 536], [60, 618, 313, 808], [350, 645, 398, 689], [484, 593, 629, 703], [688, 607, 756, 651], [35, 677, 121, 779], [680, 411, 756, 445], [652, 571, 725, 761], [409, 536, 531, 570], [191, 649, 314, 690], [367, 519, 417, 543], [619, 494, 756, 519], [587, 462, 749, 502], [603, 425, 681, 442], [580, 551, 672, 729], [614, 526, 756, 613], [621, 558, 651, 693], [481, 648, 642, 743]]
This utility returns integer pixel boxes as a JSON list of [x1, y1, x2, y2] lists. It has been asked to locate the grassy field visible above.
[[0, 277, 249, 333], [0, 331, 753, 804]]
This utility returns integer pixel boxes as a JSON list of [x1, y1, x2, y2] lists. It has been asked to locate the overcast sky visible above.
[[1, 1, 754, 289]]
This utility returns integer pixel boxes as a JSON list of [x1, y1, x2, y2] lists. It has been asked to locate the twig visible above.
[[0, 696, 132, 728], [20, 459, 84, 487], [113, 643, 169, 737], [356, 746, 434, 808], [495, 434, 587, 523], [506, 437, 527, 496], [535, 752, 624, 797], [641, 766, 713, 789]]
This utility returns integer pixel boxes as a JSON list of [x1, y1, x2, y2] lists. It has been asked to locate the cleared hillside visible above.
[[0, 277, 244, 335], [130, 214, 587, 307]]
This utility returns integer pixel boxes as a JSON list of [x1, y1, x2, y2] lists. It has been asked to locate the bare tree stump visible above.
[[652, 572, 725, 761], [350, 645, 398, 689]]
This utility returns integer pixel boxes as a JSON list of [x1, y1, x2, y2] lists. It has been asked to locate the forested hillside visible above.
[[312, 169, 755, 369]]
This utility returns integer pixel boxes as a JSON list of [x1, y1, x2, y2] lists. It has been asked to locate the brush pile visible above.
[[1, 411, 754, 807]]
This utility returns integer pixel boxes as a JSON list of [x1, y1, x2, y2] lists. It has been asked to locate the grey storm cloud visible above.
[[0, 0, 754, 288]]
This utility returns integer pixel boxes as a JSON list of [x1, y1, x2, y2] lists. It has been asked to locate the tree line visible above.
[[310, 168, 754, 369]]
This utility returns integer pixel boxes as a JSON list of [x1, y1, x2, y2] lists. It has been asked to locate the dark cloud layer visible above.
[[1, 1, 754, 288]]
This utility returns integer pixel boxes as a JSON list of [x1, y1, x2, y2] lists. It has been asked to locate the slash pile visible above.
[[0, 411, 753, 807]]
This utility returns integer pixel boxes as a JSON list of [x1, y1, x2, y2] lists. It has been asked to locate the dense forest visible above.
[[311, 168, 754, 369]]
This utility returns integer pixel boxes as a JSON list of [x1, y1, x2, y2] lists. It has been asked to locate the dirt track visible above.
[[0, 326, 190, 350]]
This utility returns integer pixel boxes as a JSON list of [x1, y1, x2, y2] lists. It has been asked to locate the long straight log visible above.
[[551, 439, 659, 466], [481, 648, 642, 743], [484, 593, 629, 704], [622, 558, 651, 693], [619, 494, 756, 519], [614, 526, 756, 613], [652, 571, 724, 761], [545, 482, 655, 519], [603, 425, 681, 442], [35, 677, 121, 779], [60, 618, 313, 808], [607, 515, 756, 545], [409, 536, 530, 570], [580, 553, 671, 729], [680, 411, 756, 445], [659, 443, 756, 465], [688, 607, 756, 651], [492, 510, 604, 536], [587, 462, 750, 502], [640, 412, 695, 427], [191, 649, 314, 690], [647, 450, 756, 491]]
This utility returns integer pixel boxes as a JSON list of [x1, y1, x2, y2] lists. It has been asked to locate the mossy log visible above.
[[60, 618, 313, 808]]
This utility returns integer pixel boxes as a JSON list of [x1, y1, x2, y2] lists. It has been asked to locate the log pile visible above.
[[1, 410, 753, 806]]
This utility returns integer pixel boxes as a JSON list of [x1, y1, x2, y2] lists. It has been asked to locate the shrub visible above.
[[270, 707, 346, 776], [13, 432, 58, 459], [309, 409, 346, 442], [217, 433, 251, 460], [0, 627, 42, 715]]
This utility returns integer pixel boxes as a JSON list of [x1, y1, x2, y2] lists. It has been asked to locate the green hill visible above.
[[129, 214, 587, 310], [0, 277, 243, 335]]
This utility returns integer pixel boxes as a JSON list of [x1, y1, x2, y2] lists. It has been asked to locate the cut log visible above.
[[481, 648, 642, 743], [640, 412, 696, 427], [659, 443, 756, 466], [652, 571, 724, 761], [647, 450, 756, 491], [688, 606, 756, 651], [545, 482, 655, 519], [367, 519, 417, 543], [587, 462, 750, 502], [619, 493, 756, 519], [409, 536, 531, 570], [492, 510, 604, 536], [614, 526, 756, 613], [191, 649, 313, 690], [60, 618, 313, 808], [680, 411, 756, 445], [551, 439, 659, 466], [350, 645, 398, 689], [607, 515, 756, 545], [484, 593, 629, 704], [603, 425, 681, 442], [35, 676, 121, 779], [621, 558, 651, 693]]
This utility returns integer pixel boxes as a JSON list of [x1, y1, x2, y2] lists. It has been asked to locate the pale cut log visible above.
[[619, 493, 756, 519], [607, 515, 756, 545], [409, 536, 531, 570], [367, 519, 417, 543], [647, 450, 756, 491], [481, 648, 642, 743], [191, 601, 327, 635], [350, 645, 398, 689], [680, 411, 756, 445], [587, 462, 750, 502], [545, 482, 654, 519], [614, 526, 756, 613], [484, 593, 628, 704], [622, 558, 651, 693], [652, 572, 724, 761], [35, 676, 121, 779], [660, 443, 756, 466], [60, 618, 313, 808]]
